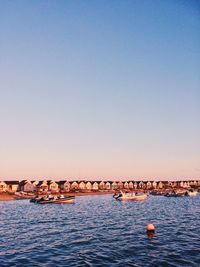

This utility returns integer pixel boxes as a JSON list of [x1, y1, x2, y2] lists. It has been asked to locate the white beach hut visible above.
[[123, 182, 129, 189], [128, 181, 134, 190], [86, 182, 92, 191], [146, 181, 152, 189], [152, 181, 157, 189], [79, 181, 86, 190], [111, 182, 118, 190], [0, 181, 7, 192], [134, 182, 138, 189], [92, 182, 99, 191], [71, 181, 79, 190], [118, 182, 123, 189], [99, 181, 106, 190], [105, 182, 111, 190]]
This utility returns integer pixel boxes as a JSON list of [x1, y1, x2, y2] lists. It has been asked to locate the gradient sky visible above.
[[0, 0, 199, 180]]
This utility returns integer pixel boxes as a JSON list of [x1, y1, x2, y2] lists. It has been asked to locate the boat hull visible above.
[[114, 191, 147, 201], [186, 191, 198, 197], [32, 195, 75, 204], [37, 198, 75, 204], [118, 195, 147, 201]]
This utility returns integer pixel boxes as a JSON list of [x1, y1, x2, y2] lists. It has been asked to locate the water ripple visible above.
[[0, 195, 200, 266]]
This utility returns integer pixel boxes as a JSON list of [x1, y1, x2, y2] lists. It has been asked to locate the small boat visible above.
[[150, 190, 166, 196], [185, 189, 198, 197], [114, 191, 147, 201], [32, 195, 75, 204], [30, 195, 42, 203], [113, 192, 121, 199], [164, 190, 186, 197]]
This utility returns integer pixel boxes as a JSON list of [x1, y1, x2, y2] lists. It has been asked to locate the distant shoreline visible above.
[[0, 191, 115, 201], [1, 187, 199, 201], [0, 190, 144, 201], [0, 193, 16, 201]]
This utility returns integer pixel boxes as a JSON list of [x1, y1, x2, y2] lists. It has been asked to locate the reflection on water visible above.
[[1, 195, 200, 266], [147, 231, 156, 239]]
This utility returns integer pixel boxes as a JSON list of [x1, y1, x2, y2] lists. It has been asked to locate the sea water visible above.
[[0, 194, 200, 266]]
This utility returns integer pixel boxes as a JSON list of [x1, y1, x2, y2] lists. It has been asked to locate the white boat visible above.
[[186, 190, 198, 197], [114, 191, 147, 201], [31, 195, 75, 204]]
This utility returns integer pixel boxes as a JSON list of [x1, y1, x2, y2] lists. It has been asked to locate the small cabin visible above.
[[172, 182, 177, 188], [134, 182, 138, 189], [111, 182, 118, 190], [180, 181, 184, 188], [146, 181, 152, 190], [138, 182, 144, 189], [85, 182, 92, 191], [183, 181, 189, 188], [189, 181, 194, 186], [19, 180, 35, 192], [63, 181, 71, 192], [33, 181, 39, 185], [71, 181, 79, 190], [152, 181, 157, 189], [128, 182, 134, 190], [0, 181, 7, 192], [5, 181, 19, 192], [57, 181, 66, 191], [79, 181, 86, 190], [158, 181, 163, 189], [105, 182, 111, 190], [99, 181, 106, 190], [118, 182, 124, 189], [123, 182, 129, 190], [48, 181, 59, 192], [92, 182, 99, 191], [37, 181, 48, 192], [24, 181, 35, 192]]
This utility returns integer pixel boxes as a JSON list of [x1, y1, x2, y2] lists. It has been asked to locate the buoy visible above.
[[146, 224, 155, 233]]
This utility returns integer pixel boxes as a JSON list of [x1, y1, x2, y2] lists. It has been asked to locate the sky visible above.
[[0, 0, 200, 181]]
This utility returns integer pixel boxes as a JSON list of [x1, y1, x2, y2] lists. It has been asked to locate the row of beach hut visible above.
[[0, 180, 200, 193]]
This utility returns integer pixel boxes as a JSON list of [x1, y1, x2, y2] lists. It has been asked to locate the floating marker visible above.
[[146, 224, 155, 233]]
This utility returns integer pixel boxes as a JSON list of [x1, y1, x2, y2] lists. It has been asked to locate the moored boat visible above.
[[150, 190, 166, 196], [31, 195, 75, 204], [164, 190, 186, 197], [114, 191, 147, 201], [185, 189, 198, 197]]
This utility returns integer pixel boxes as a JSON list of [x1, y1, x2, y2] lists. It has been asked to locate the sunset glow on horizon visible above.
[[0, 1, 199, 181]]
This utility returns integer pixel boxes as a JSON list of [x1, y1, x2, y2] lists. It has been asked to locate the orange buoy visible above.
[[146, 224, 155, 233]]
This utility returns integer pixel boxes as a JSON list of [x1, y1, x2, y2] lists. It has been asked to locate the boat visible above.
[[31, 195, 75, 204], [113, 191, 147, 201], [30, 195, 42, 203], [164, 190, 186, 197], [185, 189, 198, 197], [150, 190, 166, 196]]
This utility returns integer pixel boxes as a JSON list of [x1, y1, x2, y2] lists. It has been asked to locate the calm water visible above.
[[1, 195, 200, 267]]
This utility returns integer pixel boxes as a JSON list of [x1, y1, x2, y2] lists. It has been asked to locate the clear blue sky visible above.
[[0, 0, 199, 180]]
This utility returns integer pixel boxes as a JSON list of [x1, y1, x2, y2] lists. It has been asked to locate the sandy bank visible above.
[[0, 191, 115, 201], [0, 190, 147, 201], [0, 193, 16, 201]]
